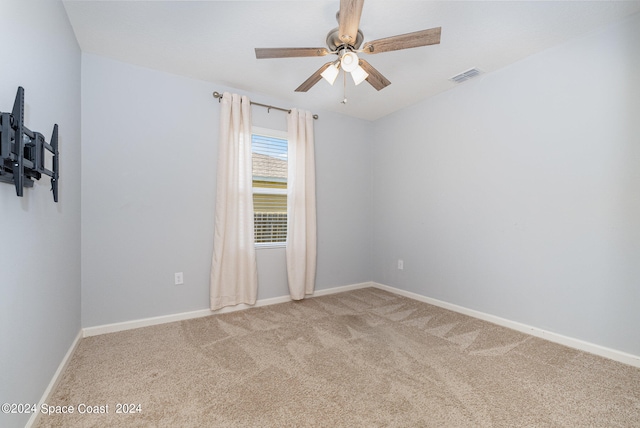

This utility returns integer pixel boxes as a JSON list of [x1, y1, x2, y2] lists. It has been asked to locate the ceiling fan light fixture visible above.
[[255, 1, 441, 94], [340, 51, 359, 73], [351, 65, 369, 86], [321, 61, 340, 85]]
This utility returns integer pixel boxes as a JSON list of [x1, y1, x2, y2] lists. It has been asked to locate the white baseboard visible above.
[[26, 330, 83, 428], [372, 282, 640, 368], [82, 282, 373, 338], [313, 281, 373, 296]]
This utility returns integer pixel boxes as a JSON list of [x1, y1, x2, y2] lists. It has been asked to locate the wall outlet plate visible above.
[[174, 272, 184, 285]]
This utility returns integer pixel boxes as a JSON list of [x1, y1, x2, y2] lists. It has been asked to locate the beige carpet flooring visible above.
[[35, 288, 640, 427]]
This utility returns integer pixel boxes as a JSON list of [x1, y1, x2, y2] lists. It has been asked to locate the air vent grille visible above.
[[449, 67, 482, 84]]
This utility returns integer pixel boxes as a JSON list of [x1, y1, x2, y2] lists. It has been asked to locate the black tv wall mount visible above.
[[0, 87, 59, 202]]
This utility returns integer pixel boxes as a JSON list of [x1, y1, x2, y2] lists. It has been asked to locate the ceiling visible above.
[[63, 1, 640, 121]]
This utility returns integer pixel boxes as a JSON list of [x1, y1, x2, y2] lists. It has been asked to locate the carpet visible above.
[[34, 288, 640, 427]]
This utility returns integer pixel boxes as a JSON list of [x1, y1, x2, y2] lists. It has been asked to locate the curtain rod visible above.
[[212, 91, 318, 120]]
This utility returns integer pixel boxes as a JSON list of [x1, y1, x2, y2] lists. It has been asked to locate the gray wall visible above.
[[0, 1, 82, 428], [371, 13, 640, 356], [81, 54, 372, 327]]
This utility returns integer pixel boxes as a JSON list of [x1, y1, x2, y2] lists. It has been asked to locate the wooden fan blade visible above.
[[363, 27, 441, 54], [359, 59, 391, 91], [255, 47, 329, 59], [338, 0, 364, 45], [295, 62, 334, 92]]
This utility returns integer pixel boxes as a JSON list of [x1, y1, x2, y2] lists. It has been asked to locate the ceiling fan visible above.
[[255, 0, 441, 93]]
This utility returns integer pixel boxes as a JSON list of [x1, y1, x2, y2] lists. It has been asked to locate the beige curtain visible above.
[[210, 92, 258, 310], [286, 109, 317, 300]]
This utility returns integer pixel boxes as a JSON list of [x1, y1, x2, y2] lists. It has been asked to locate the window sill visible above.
[[255, 242, 286, 250]]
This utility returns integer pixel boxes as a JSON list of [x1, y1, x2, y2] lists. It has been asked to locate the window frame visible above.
[[252, 126, 288, 249]]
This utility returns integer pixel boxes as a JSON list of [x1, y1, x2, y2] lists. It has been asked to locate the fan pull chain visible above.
[[341, 68, 348, 104]]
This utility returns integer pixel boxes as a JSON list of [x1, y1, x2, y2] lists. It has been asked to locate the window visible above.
[[252, 127, 288, 246]]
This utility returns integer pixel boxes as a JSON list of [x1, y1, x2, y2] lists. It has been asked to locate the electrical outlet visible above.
[[397, 259, 404, 270], [174, 272, 184, 285]]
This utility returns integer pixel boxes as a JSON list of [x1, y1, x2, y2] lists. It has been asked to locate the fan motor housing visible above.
[[326, 27, 364, 51]]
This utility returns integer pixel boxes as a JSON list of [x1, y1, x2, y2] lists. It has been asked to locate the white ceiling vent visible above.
[[449, 67, 482, 84]]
